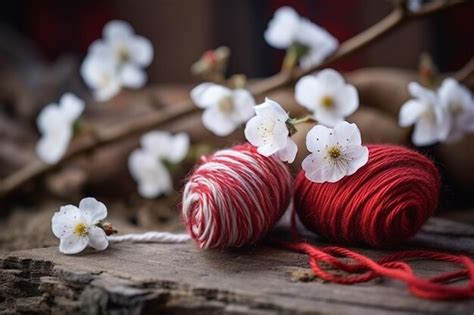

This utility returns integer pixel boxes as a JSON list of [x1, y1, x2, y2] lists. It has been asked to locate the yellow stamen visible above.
[[327, 146, 341, 159], [218, 97, 234, 113], [74, 223, 88, 237], [321, 95, 334, 109]]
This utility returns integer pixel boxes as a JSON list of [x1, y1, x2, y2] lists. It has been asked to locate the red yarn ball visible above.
[[182, 143, 292, 249], [294, 144, 441, 248]]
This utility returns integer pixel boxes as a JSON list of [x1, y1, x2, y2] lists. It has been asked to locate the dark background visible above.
[[0, 0, 473, 83]]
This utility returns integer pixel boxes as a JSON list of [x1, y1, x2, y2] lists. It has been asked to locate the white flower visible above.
[[141, 131, 190, 163], [295, 69, 359, 127], [244, 98, 297, 163], [264, 6, 338, 69], [128, 149, 173, 198], [80, 54, 122, 101], [52, 197, 109, 254], [399, 82, 451, 146], [296, 19, 339, 69], [190, 83, 255, 136], [438, 78, 474, 142], [302, 121, 368, 183], [128, 131, 190, 198], [264, 7, 301, 49], [81, 20, 153, 101], [407, 0, 423, 12], [36, 93, 85, 164]]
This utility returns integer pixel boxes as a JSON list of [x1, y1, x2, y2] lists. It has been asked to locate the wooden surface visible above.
[[1, 217, 474, 315]]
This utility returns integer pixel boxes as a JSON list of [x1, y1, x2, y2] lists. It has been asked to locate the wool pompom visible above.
[[294, 144, 441, 247], [182, 143, 292, 249]]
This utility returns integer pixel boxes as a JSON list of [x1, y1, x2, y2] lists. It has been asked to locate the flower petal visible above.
[[37, 105, 62, 134], [345, 145, 369, 176], [398, 100, 427, 127], [103, 20, 134, 40], [316, 69, 345, 88], [255, 98, 288, 121], [128, 36, 154, 66], [412, 115, 440, 146], [314, 107, 344, 127], [408, 82, 437, 104], [166, 133, 190, 163], [231, 89, 256, 123], [276, 138, 298, 163], [335, 85, 359, 116], [120, 63, 147, 88], [36, 128, 72, 164], [202, 108, 237, 136], [59, 93, 85, 122], [52, 205, 80, 238], [295, 75, 321, 111], [305, 124, 331, 153], [87, 226, 109, 251], [264, 6, 300, 49], [333, 121, 362, 147], [59, 234, 88, 254], [79, 197, 108, 224], [302, 153, 340, 183]]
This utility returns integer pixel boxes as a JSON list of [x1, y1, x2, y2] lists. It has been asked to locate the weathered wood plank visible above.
[[1, 217, 473, 315]]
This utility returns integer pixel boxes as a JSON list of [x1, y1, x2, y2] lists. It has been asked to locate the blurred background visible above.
[[1, 0, 473, 83], [0, 0, 473, 254]]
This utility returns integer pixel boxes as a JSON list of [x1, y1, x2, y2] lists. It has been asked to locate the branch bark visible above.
[[0, 0, 468, 199]]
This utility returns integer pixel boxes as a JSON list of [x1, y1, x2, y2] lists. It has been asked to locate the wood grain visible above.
[[1, 217, 473, 314]]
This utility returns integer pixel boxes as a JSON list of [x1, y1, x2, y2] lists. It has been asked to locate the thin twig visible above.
[[454, 57, 474, 83], [0, 0, 468, 199]]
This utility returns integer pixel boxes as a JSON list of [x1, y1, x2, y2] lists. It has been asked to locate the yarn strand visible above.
[[108, 232, 190, 243]]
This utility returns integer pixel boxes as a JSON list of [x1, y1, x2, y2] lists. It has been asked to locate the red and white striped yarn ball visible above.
[[182, 143, 292, 249]]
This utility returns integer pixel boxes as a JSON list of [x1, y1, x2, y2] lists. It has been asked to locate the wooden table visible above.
[[1, 217, 473, 314]]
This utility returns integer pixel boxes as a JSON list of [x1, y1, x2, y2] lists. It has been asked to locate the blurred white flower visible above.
[[190, 83, 255, 136], [244, 98, 297, 163], [399, 82, 451, 146], [36, 93, 85, 164], [407, 0, 423, 12], [302, 121, 368, 183], [296, 19, 339, 69], [80, 54, 122, 102], [52, 197, 109, 254], [128, 149, 173, 198], [129, 131, 190, 198], [264, 6, 338, 69], [295, 69, 359, 127], [438, 78, 474, 142], [141, 131, 190, 163], [81, 20, 153, 101]]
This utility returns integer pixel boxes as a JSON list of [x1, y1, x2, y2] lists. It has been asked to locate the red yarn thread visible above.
[[295, 144, 440, 247], [276, 144, 474, 300], [182, 143, 291, 249]]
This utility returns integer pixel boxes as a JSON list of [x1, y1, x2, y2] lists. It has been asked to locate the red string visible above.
[[275, 144, 474, 300]]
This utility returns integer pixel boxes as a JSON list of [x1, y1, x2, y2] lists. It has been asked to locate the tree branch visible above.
[[0, 0, 468, 199]]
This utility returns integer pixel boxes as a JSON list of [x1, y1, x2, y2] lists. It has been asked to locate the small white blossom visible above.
[[128, 149, 173, 198], [129, 131, 190, 198], [264, 6, 338, 69], [141, 131, 190, 163], [81, 20, 153, 101], [407, 0, 423, 12], [80, 54, 122, 101], [302, 121, 368, 183], [190, 83, 255, 136], [244, 98, 297, 163], [52, 197, 109, 254], [438, 78, 474, 142], [295, 69, 359, 127], [399, 82, 451, 146], [36, 93, 85, 164]]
